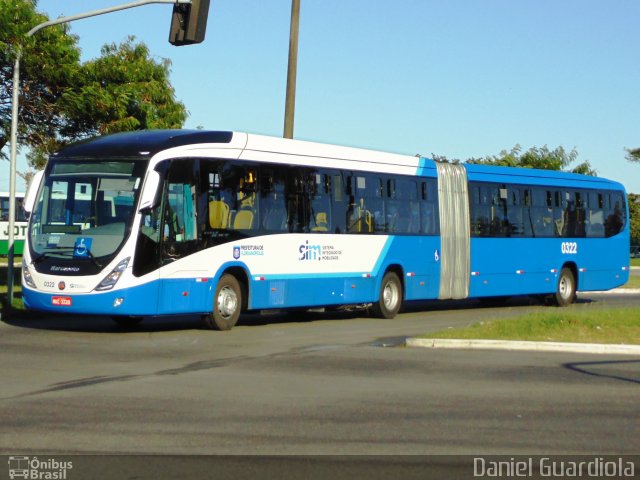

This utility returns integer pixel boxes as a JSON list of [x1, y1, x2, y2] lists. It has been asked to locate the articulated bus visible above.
[[1, 191, 27, 255], [21, 130, 629, 329]]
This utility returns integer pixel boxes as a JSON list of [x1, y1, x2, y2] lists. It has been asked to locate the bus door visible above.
[[158, 159, 210, 314]]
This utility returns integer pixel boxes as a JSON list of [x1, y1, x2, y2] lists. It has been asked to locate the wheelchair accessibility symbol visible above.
[[74, 237, 93, 258]]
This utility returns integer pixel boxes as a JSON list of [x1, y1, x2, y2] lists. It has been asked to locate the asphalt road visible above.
[[1, 293, 639, 477]]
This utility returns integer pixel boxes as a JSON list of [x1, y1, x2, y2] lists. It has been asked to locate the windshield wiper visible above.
[[84, 248, 103, 269], [32, 246, 75, 264], [32, 245, 103, 269]]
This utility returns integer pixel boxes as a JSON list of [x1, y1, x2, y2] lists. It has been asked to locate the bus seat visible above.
[[209, 200, 230, 229], [233, 209, 254, 229], [240, 194, 254, 209], [311, 212, 329, 232]]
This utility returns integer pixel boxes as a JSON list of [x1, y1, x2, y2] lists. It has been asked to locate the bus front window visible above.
[[29, 160, 147, 263]]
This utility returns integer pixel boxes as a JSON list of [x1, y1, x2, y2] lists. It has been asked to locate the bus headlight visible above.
[[22, 260, 36, 288], [95, 257, 130, 291]]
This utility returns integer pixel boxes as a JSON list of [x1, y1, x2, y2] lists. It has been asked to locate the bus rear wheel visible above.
[[203, 274, 242, 330], [554, 267, 576, 307], [371, 271, 403, 319]]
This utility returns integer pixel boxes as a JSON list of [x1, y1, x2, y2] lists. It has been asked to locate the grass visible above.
[[631, 258, 640, 267], [424, 308, 640, 345], [623, 274, 640, 289], [0, 256, 22, 265], [0, 264, 25, 314]]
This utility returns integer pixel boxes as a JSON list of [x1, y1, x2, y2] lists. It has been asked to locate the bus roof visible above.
[[49, 129, 625, 192], [52, 129, 430, 177], [465, 162, 625, 191], [52, 130, 234, 159]]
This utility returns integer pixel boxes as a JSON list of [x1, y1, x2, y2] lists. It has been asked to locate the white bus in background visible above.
[[0, 191, 27, 255]]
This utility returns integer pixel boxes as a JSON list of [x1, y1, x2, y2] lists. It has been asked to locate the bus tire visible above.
[[554, 267, 576, 307], [112, 316, 143, 329], [204, 274, 242, 330], [371, 271, 403, 319]]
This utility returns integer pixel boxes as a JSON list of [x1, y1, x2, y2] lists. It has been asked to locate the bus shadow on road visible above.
[[2, 294, 599, 334], [402, 294, 595, 313], [1, 308, 354, 333]]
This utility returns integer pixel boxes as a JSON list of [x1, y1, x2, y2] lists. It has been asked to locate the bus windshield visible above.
[[29, 160, 147, 261]]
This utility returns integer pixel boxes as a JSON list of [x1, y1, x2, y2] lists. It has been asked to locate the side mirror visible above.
[[24, 170, 44, 214], [138, 170, 161, 212]]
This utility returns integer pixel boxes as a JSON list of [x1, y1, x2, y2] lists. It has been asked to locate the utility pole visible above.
[[6, 0, 197, 304], [283, 0, 300, 139]]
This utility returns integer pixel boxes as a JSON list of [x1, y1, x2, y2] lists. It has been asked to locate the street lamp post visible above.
[[283, 0, 300, 139], [6, 0, 193, 304]]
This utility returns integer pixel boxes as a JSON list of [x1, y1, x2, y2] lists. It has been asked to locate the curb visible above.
[[582, 288, 640, 295], [406, 338, 640, 355]]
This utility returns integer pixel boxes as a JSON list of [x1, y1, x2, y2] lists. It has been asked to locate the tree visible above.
[[28, 37, 188, 169], [628, 193, 640, 246], [60, 38, 187, 139], [466, 144, 597, 175], [626, 147, 640, 163], [0, 0, 80, 164]]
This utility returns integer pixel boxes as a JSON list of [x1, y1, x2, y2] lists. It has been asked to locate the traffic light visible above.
[[169, 0, 210, 46]]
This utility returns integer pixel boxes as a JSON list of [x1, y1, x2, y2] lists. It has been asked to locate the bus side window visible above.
[[310, 172, 332, 233], [284, 170, 307, 233], [605, 192, 625, 237], [259, 168, 287, 232], [574, 191, 586, 238], [530, 188, 553, 237], [348, 175, 376, 234], [204, 167, 231, 231], [420, 179, 439, 236], [489, 185, 508, 237], [469, 184, 483, 236], [331, 173, 347, 234], [391, 177, 418, 234], [521, 189, 533, 237], [586, 191, 604, 237], [552, 191, 564, 237], [506, 188, 524, 237]]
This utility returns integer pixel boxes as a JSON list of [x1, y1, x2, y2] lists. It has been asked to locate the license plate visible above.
[[52, 296, 72, 306]]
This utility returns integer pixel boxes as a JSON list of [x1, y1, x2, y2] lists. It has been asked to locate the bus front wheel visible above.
[[371, 271, 403, 319], [554, 267, 576, 307], [204, 274, 242, 330]]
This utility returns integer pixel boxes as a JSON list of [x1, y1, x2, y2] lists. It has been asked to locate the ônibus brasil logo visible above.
[[8, 456, 73, 479]]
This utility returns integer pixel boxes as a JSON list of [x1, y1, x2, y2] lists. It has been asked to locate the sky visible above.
[[2, 0, 639, 193]]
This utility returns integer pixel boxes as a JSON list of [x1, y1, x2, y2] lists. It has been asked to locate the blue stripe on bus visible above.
[[23, 234, 629, 316], [415, 157, 436, 177]]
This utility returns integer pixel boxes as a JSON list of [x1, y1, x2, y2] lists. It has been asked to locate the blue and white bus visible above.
[[21, 130, 629, 329]]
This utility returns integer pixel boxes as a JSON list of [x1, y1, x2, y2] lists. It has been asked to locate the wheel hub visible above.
[[383, 282, 398, 309], [218, 286, 238, 318]]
